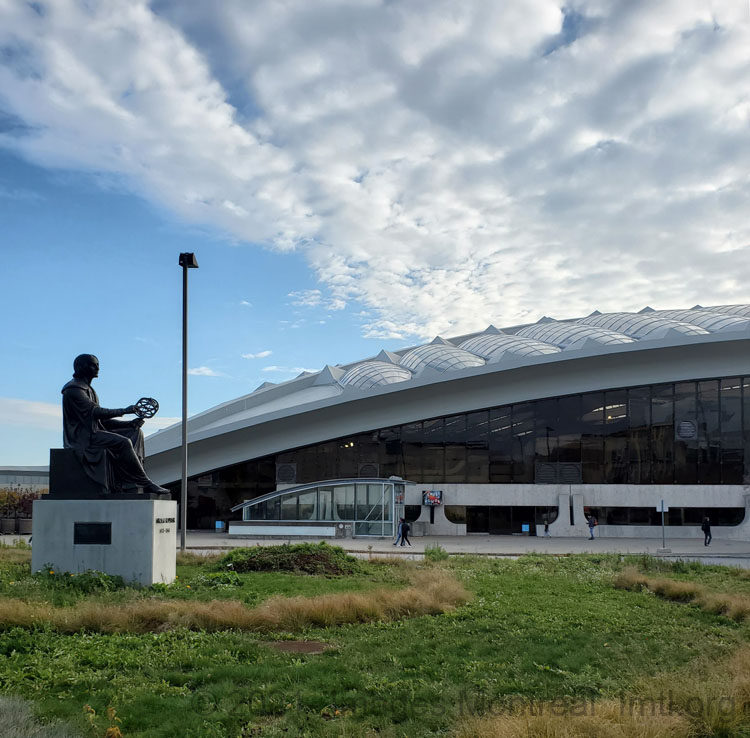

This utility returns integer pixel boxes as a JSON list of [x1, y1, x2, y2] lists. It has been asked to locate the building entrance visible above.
[[466, 505, 539, 535]]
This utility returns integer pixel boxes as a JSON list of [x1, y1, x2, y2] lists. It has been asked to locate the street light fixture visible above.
[[179, 252, 199, 551]]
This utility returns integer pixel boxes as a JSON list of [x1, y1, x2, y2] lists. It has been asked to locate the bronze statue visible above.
[[61, 354, 169, 495]]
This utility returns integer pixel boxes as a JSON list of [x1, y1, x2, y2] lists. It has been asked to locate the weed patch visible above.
[[215, 542, 361, 575], [424, 544, 450, 562]]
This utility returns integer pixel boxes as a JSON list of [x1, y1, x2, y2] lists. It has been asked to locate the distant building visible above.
[[0, 466, 50, 494], [145, 304, 750, 539]]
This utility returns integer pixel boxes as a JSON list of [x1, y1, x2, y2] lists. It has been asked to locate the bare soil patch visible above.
[[263, 640, 331, 654]]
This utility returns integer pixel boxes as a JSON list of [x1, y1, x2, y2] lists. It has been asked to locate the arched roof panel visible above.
[[702, 305, 750, 319], [399, 344, 485, 373], [339, 361, 413, 389], [458, 333, 561, 360], [647, 309, 750, 333], [515, 322, 635, 348], [577, 313, 708, 338]]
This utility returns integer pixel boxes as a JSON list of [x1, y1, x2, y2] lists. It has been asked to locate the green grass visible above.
[[0, 551, 748, 737]]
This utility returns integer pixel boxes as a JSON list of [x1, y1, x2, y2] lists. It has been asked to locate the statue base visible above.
[[31, 498, 177, 586]]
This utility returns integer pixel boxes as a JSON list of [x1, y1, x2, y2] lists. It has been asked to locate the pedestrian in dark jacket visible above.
[[393, 518, 404, 546], [701, 516, 712, 546], [400, 520, 412, 546], [587, 514, 597, 540]]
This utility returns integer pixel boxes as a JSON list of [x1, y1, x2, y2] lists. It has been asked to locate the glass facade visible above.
[[172, 375, 750, 527], [237, 480, 397, 537]]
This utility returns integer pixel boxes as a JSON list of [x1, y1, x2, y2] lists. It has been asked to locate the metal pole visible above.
[[661, 499, 665, 550], [180, 263, 188, 551]]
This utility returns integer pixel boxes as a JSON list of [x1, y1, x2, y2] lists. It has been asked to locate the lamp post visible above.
[[179, 252, 199, 551]]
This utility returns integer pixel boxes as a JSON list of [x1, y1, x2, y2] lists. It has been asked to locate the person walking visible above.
[[701, 516, 712, 546], [587, 514, 597, 540], [393, 518, 404, 546], [544, 520, 550, 538], [400, 519, 412, 546]]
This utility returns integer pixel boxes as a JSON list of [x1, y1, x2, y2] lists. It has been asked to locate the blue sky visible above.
[[0, 148, 392, 463], [1, 0, 749, 465]]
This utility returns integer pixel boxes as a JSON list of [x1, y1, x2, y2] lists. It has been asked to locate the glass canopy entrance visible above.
[[230, 478, 411, 537]]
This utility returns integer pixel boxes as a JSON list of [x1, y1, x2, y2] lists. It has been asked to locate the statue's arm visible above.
[[66, 386, 133, 421]]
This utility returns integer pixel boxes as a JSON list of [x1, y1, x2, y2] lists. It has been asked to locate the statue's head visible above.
[[73, 354, 100, 381]]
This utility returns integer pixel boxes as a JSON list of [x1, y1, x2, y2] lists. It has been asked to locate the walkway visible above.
[[5, 531, 749, 565], [181, 531, 750, 564]]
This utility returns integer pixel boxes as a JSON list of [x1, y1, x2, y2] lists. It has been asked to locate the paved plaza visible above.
[[184, 530, 750, 564], [6, 531, 750, 566]]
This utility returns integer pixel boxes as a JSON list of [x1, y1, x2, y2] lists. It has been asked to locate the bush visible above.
[[214, 542, 361, 576], [424, 544, 450, 562], [35, 566, 125, 594], [192, 571, 243, 589]]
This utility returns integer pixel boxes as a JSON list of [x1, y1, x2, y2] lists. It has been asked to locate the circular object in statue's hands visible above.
[[135, 397, 159, 419]]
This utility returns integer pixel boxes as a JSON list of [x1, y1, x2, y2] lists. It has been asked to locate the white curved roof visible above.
[[399, 343, 486, 373], [459, 332, 561, 361], [339, 361, 412, 389], [577, 312, 708, 339], [703, 305, 750, 319], [145, 304, 750, 481], [644, 309, 750, 332], [515, 322, 635, 348]]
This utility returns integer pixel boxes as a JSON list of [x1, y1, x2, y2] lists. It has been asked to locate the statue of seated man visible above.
[[62, 354, 169, 495]]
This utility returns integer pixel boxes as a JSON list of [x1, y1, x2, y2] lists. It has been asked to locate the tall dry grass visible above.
[[0, 569, 468, 634], [175, 551, 221, 567], [0, 547, 31, 564], [613, 566, 750, 623]]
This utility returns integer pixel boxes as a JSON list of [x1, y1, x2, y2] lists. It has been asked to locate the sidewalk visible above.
[[5, 531, 748, 564], [181, 530, 750, 562]]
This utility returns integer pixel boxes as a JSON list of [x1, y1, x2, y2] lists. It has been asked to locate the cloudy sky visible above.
[[1, 0, 749, 464]]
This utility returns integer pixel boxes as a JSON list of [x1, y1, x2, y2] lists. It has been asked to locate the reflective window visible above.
[[187, 374, 750, 527]]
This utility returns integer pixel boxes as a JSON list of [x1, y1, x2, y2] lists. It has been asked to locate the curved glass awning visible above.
[[231, 477, 415, 537]]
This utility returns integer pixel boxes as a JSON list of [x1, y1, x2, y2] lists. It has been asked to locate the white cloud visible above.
[[188, 366, 223, 376], [239, 300, 252, 307], [0, 398, 61, 431], [1, 1, 749, 339], [241, 350, 272, 359], [289, 289, 346, 312], [262, 365, 318, 374]]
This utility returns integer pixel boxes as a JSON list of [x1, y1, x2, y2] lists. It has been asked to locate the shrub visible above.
[[192, 571, 243, 589], [424, 543, 450, 562], [214, 542, 361, 576], [35, 566, 125, 594]]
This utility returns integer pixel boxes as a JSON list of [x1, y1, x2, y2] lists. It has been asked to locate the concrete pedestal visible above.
[[31, 498, 177, 586]]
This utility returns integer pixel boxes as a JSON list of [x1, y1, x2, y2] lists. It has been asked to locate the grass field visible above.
[[1, 542, 749, 737]]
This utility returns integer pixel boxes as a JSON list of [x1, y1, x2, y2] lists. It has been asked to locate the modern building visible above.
[[0, 466, 50, 494], [145, 304, 750, 539]]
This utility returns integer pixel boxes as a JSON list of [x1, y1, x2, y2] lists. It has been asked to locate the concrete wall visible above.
[[403, 484, 750, 539], [31, 499, 177, 585]]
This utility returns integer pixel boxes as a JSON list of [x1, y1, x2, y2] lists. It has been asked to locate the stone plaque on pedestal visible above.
[[31, 498, 177, 586]]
